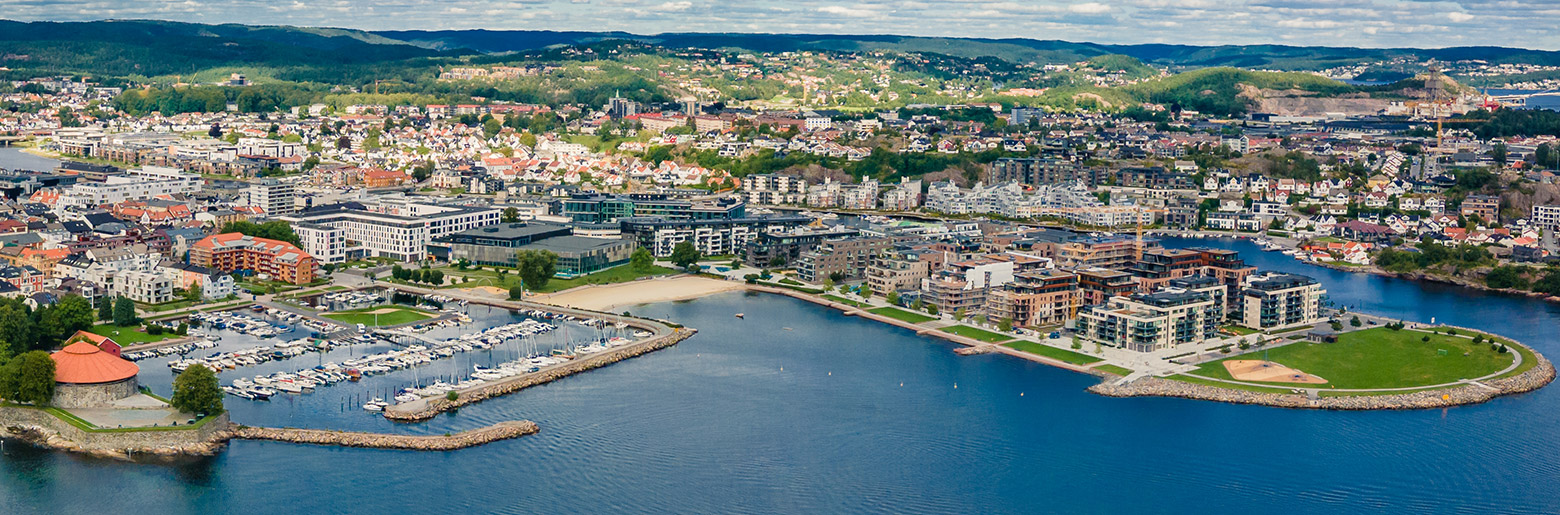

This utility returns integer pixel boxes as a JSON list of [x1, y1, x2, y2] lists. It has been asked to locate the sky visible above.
[[1, 0, 1557, 50]]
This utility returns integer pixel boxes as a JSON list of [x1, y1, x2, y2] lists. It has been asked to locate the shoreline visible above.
[[738, 283, 1555, 411]]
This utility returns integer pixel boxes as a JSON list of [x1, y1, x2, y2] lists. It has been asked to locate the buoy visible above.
[[953, 383, 958, 389], [899, 382, 903, 387], [828, 371, 832, 376], [1020, 392, 1024, 396]]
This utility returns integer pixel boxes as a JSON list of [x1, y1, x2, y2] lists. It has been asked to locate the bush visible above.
[[508, 286, 525, 300], [446, 391, 459, 401], [1350, 315, 1362, 327], [1422, 335, 1431, 342], [146, 324, 165, 335]]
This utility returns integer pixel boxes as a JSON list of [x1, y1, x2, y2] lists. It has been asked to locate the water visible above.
[[1480, 88, 1560, 111], [0, 147, 60, 172], [4, 241, 1560, 513]]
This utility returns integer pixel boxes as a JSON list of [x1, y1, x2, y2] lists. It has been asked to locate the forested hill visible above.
[[373, 29, 1560, 70], [0, 19, 454, 80]]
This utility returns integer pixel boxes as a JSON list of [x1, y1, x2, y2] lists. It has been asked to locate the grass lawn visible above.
[[1192, 327, 1515, 389], [940, 325, 1013, 343], [1222, 325, 1260, 336], [867, 306, 936, 323], [822, 295, 870, 308], [324, 306, 435, 326], [90, 324, 180, 345], [1095, 364, 1134, 376], [1003, 340, 1104, 365], [442, 264, 678, 293]]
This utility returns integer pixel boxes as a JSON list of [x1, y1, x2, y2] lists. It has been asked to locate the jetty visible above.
[[228, 421, 538, 450]]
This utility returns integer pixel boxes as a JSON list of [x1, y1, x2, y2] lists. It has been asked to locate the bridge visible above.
[[0, 136, 24, 146]]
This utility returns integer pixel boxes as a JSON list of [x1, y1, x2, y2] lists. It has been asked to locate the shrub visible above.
[[146, 324, 165, 335], [1422, 335, 1431, 342], [446, 391, 459, 401]]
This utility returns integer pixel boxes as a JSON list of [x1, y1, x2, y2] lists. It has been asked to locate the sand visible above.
[[529, 276, 746, 311], [1223, 360, 1328, 384]]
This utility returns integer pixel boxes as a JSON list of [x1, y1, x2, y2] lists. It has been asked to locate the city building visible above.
[[984, 269, 1079, 328], [280, 202, 501, 262], [190, 233, 318, 285], [561, 194, 745, 223], [247, 178, 297, 215], [1238, 273, 1327, 330], [619, 215, 809, 257], [795, 236, 900, 283], [437, 221, 635, 277], [1075, 289, 1223, 352], [58, 166, 200, 208], [741, 174, 808, 205]]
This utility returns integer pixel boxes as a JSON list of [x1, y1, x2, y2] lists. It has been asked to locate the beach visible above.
[[528, 275, 746, 311]]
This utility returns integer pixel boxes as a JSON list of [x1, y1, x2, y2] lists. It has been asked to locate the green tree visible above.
[[508, 285, 525, 300], [859, 284, 874, 298], [886, 290, 900, 306], [1491, 141, 1508, 168], [0, 351, 55, 405], [501, 207, 520, 223], [515, 249, 559, 289], [185, 281, 203, 302], [113, 297, 138, 327], [631, 248, 655, 272], [1486, 265, 1530, 290], [670, 241, 701, 269], [429, 270, 445, 286], [998, 317, 1013, 332], [171, 364, 224, 415], [98, 295, 114, 321], [1350, 315, 1362, 327]]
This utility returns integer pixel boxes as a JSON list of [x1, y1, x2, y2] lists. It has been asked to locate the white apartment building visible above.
[[237, 137, 304, 158], [1534, 204, 1560, 233], [280, 203, 500, 262], [742, 173, 808, 205], [59, 166, 201, 208], [248, 178, 298, 215]]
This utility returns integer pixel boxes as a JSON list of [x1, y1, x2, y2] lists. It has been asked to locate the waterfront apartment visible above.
[[1075, 267, 1137, 306], [985, 269, 1079, 328], [865, 245, 940, 296], [743, 226, 859, 268], [1075, 289, 1222, 352], [795, 235, 906, 283], [1238, 272, 1326, 330], [190, 233, 318, 285], [619, 215, 809, 257]]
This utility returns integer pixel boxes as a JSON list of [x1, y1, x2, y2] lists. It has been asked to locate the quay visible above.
[[380, 282, 696, 422], [227, 421, 538, 450]]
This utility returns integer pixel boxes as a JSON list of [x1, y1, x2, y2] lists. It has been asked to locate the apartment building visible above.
[[795, 236, 900, 283], [280, 203, 500, 262], [865, 246, 938, 295], [59, 166, 200, 208], [292, 222, 346, 264], [984, 269, 1079, 328], [1238, 273, 1327, 330], [741, 174, 808, 205], [619, 215, 810, 257], [1075, 289, 1222, 352], [247, 178, 297, 215], [190, 233, 318, 285]]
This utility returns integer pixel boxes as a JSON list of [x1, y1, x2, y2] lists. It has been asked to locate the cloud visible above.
[[0, 0, 1554, 49]]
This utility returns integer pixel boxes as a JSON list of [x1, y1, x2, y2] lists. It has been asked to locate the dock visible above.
[[229, 420, 538, 450]]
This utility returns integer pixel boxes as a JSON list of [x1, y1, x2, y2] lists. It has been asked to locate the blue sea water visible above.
[[3, 237, 1559, 514]]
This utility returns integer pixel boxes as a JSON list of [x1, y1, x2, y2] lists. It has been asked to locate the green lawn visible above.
[[940, 325, 1013, 343], [1222, 325, 1259, 336], [867, 306, 936, 323], [1003, 340, 1104, 365], [441, 264, 678, 293], [1192, 327, 1515, 389], [324, 306, 436, 326], [822, 294, 871, 308], [89, 324, 180, 345], [1095, 364, 1134, 376]]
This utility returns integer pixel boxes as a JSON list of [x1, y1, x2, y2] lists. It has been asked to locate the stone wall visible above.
[[228, 420, 538, 450], [52, 377, 139, 409], [0, 407, 231, 458]]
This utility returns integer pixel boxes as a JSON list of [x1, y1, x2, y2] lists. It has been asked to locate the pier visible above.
[[229, 421, 538, 450]]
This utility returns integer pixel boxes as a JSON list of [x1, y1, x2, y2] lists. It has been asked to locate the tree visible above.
[[207, 123, 222, 139], [630, 248, 654, 272], [113, 296, 138, 327], [886, 291, 900, 306], [171, 364, 224, 415], [954, 307, 965, 320], [998, 317, 1013, 332], [768, 255, 786, 268], [0, 351, 55, 405], [670, 241, 701, 269], [185, 281, 203, 302], [859, 284, 874, 298], [429, 270, 445, 286], [1350, 315, 1362, 327], [508, 285, 525, 300], [515, 249, 559, 289], [501, 207, 520, 223], [926, 304, 939, 315], [1486, 265, 1530, 290], [1491, 141, 1509, 168], [98, 295, 114, 321]]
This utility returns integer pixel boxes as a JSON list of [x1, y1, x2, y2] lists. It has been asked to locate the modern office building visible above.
[[560, 194, 745, 223], [59, 166, 201, 208], [619, 214, 809, 257], [292, 222, 346, 264]]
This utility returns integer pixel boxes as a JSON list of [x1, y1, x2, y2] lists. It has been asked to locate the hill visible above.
[[0, 19, 452, 82]]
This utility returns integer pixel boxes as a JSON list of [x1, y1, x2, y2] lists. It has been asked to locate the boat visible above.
[[734, 313, 745, 319]]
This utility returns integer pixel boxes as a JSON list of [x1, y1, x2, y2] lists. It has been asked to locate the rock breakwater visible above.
[[227, 420, 538, 450]]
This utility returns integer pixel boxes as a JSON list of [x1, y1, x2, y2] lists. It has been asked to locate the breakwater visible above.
[[385, 327, 698, 422], [1090, 342, 1555, 410], [0, 409, 232, 459], [227, 421, 538, 450]]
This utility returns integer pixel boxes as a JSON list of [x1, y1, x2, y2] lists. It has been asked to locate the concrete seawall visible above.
[[227, 421, 538, 450], [0, 408, 232, 459]]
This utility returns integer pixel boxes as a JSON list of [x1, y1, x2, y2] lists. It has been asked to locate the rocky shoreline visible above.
[[226, 421, 538, 450], [1089, 342, 1556, 410], [384, 327, 698, 422]]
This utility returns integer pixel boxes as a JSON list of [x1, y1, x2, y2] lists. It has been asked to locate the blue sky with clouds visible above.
[[1, 0, 1556, 50]]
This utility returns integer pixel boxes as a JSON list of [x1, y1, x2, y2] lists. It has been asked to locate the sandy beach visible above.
[[527, 275, 746, 311]]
